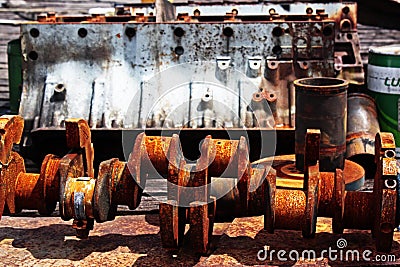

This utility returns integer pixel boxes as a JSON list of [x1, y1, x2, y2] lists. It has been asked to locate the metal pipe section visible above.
[[346, 93, 380, 179], [294, 77, 348, 172]]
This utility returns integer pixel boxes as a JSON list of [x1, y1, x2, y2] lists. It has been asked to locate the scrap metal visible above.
[[18, 2, 362, 134]]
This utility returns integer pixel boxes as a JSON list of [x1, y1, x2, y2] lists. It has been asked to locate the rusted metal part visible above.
[[375, 189, 397, 252], [346, 93, 380, 179], [317, 172, 334, 218], [65, 118, 94, 178], [208, 137, 251, 215], [159, 200, 184, 249], [343, 191, 375, 230], [60, 132, 146, 237], [62, 177, 96, 239], [332, 169, 345, 234], [254, 155, 364, 191], [93, 158, 143, 223], [126, 133, 146, 188], [264, 165, 319, 237], [143, 135, 172, 178], [21, 3, 364, 132], [303, 165, 319, 238], [1, 151, 25, 215], [303, 129, 320, 191], [294, 77, 348, 172], [189, 201, 209, 254], [247, 166, 266, 216], [0, 115, 24, 166], [157, 133, 268, 253], [15, 154, 60, 216], [0, 115, 24, 219], [329, 132, 398, 252], [318, 160, 365, 217], [264, 130, 319, 237], [1, 118, 93, 222], [373, 132, 397, 252], [274, 189, 306, 230], [59, 153, 85, 219]]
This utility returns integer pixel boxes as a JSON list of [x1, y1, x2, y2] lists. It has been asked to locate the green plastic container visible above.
[[367, 45, 400, 156], [7, 39, 22, 114]]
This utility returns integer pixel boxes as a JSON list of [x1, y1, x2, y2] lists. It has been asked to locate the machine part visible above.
[[20, 21, 333, 129], [367, 45, 400, 157], [60, 157, 144, 238], [264, 130, 320, 238], [294, 77, 348, 172], [346, 93, 380, 179], [159, 134, 265, 253], [0, 115, 24, 218], [20, 3, 362, 133], [15, 154, 60, 215], [332, 132, 397, 252], [253, 155, 365, 191], [0, 117, 94, 225], [63, 177, 96, 238], [61, 132, 208, 238], [93, 158, 143, 222]]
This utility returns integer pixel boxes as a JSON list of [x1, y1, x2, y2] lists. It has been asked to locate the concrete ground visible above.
[[1, 207, 399, 267]]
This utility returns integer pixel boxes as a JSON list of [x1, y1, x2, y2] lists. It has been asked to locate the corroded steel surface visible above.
[[264, 131, 320, 238], [331, 132, 398, 252], [0, 116, 24, 218], [254, 155, 365, 191], [1, 117, 398, 254], [19, 2, 365, 134], [159, 134, 261, 253], [0, 117, 102, 240], [274, 189, 306, 230]]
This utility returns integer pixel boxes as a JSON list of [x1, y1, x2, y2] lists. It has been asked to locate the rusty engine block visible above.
[[19, 1, 362, 132]]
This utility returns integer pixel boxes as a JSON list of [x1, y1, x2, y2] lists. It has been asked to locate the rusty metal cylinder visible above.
[[274, 189, 306, 230], [346, 93, 380, 179], [143, 136, 172, 178], [15, 173, 43, 211], [294, 77, 348, 172]]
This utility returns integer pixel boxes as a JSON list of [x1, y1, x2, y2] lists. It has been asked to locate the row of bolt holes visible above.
[[27, 24, 333, 60]]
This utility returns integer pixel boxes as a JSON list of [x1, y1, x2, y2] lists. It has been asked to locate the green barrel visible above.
[[7, 39, 22, 114], [367, 45, 400, 156]]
